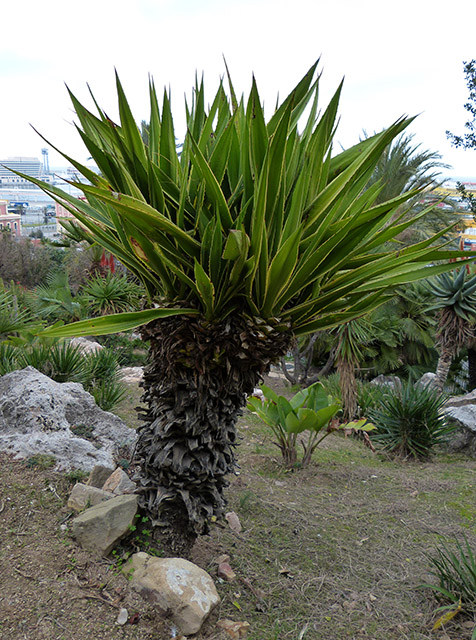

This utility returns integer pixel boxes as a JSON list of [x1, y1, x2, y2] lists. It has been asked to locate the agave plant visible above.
[[429, 266, 476, 391], [18, 63, 472, 555]]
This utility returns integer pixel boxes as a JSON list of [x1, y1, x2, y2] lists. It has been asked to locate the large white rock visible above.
[[0, 367, 137, 471], [128, 552, 220, 636]]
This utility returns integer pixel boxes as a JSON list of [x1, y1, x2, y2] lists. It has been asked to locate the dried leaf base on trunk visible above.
[[135, 314, 290, 556]]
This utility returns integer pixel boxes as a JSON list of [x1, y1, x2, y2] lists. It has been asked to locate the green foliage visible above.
[[0, 343, 21, 375], [28, 271, 86, 323], [247, 382, 372, 467], [368, 379, 454, 459], [20, 341, 86, 383], [81, 272, 144, 316], [81, 347, 126, 411], [25, 454, 56, 470], [21, 65, 471, 340], [320, 374, 389, 417], [429, 266, 476, 322], [98, 332, 149, 366], [424, 535, 476, 614]]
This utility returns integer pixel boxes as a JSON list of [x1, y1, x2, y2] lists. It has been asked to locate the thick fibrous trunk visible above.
[[434, 348, 454, 393], [468, 347, 476, 392], [135, 313, 290, 556]]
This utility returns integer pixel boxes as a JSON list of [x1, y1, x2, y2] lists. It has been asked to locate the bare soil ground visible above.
[[2, 374, 476, 640]]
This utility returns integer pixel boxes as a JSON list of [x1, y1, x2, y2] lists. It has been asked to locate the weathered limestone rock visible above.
[[370, 375, 401, 389], [69, 337, 103, 354], [119, 367, 144, 384], [0, 367, 137, 470], [417, 372, 438, 389], [102, 468, 136, 495], [446, 389, 476, 409], [67, 483, 113, 512], [128, 552, 220, 636], [442, 391, 476, 455], [71, 494, 138, 556], [86, 465, 115, 488]]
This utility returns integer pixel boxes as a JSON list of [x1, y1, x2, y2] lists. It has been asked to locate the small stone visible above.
[[225, 512, 242, 533], [102, 468, 136, 495], [217, 619, 250, 639], [116, 608, 128, 625], [217, 562, 236, 582], [67, 483, 113, 512], [215, 554, 230, 564], [86, 465, 115, 488]]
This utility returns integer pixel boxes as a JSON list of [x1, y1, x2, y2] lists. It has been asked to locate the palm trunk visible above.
[[434, 347, 454, 392], [338, 356, 357, 421], [136, 313, 290, 556], [468, 347, 476, 392]]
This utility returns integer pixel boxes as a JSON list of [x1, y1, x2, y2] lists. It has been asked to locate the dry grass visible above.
[[1, 374, 476, 639]]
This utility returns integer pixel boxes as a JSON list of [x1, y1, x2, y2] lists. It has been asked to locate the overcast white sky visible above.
[[1, 0, 476, 179]]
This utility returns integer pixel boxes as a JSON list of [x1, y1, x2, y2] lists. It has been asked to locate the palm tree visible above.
[[20, 65, 470, 555], [429, 267, 476, 391]]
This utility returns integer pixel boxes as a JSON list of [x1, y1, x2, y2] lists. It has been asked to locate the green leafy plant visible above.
[[424, 535, 476, 625], [247, 382, 372, 467], [25, 454, 56, 470], [17, 63, 473, 554], [81, 272, 144, 316], [19, 341, 86, 383], [368, 379, 454, 459]]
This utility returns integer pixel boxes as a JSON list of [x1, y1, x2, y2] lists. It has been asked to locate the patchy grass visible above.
[[1, 373, 476, 639]]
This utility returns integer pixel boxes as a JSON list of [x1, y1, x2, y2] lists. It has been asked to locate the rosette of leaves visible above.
[[429, 267, 476, 391], [16, 63, 471, 555]]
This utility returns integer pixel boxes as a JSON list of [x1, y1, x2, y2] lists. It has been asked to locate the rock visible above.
[[442, 398, 476, 455], [0, 367, 137, 471], [116, 608, 129, 625], [417, 372, 438, 390], [120, 367, 144, 384], [67, 483, 113, 511], [217, 562, 236, 582], [217, 619, 250, 639], [102, 467, 136, 495], [444, 405, 476, 433], [128, 552, 220, 636], [215, 554, 230, 565], [86, 465, 115, 488], [369, 375, 401, 389], [71, 494, 138, 557], [225, 511, 242, 533], [446, 389, 476, 408], [69, 337, 103, 354]]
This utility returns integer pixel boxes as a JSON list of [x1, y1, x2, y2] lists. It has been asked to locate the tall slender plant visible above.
[[19, 64, 471, 555]]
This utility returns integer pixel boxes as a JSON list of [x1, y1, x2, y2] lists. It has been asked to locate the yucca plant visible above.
[[429, 266, 476, 391], [19, 64, 472, 555], [81, 272, 144, 316], [424, 535, 476, 617], [368, 378, 453, 459]]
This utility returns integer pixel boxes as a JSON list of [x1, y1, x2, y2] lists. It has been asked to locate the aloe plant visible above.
[[17, 63, 472, 555], [429, 266, 476, 391]]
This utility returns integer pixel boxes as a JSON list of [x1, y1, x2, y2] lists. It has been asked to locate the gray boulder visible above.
[[0, 367, 137, 471], [370, 375, 401, 389], [443, 391, 476, 454]]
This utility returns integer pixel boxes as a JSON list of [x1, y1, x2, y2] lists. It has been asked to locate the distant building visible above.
[[0, 157, 42, 187], [0, 199, 21, 237]]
